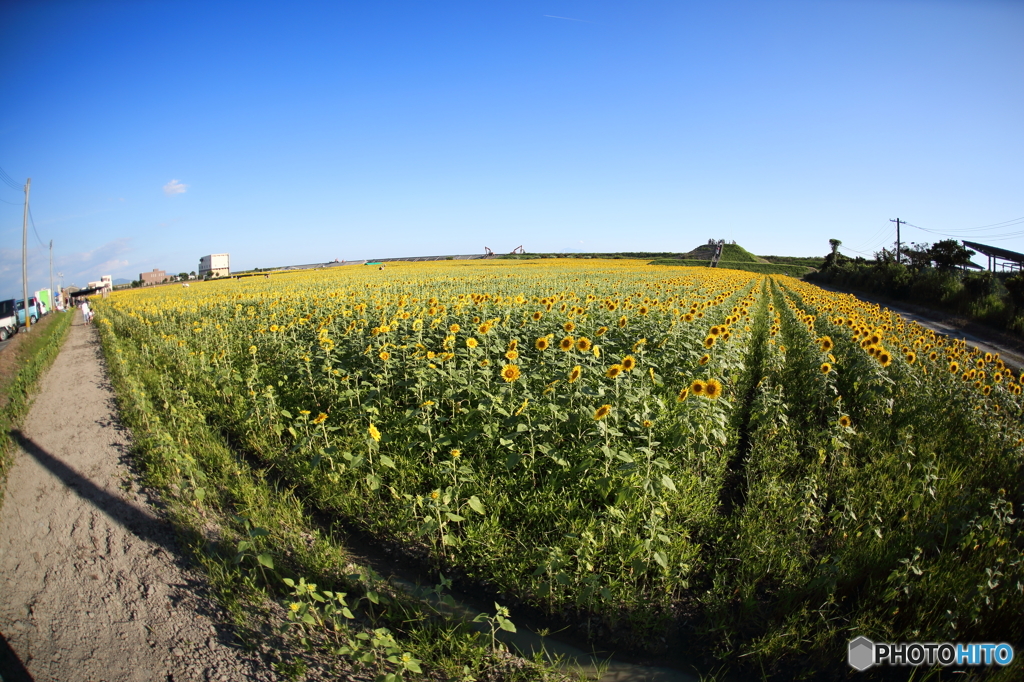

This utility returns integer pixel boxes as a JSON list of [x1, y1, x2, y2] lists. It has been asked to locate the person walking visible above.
[[81, 300, 92, 324]]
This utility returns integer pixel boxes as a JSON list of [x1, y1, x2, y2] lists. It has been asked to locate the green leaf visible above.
[[193, 487, 206, 502], [468, 495, 485, 515], [516, 423, 529, 432], [498, 618, 517, 633], [653, 551, 668, 569], [379, 455, 396, 469], [660, 475, 677, 492], [366, 590, 380, 605], [280, 409, 293, 418], [446, 513, 465, 522], [257, 553, 274, 569]]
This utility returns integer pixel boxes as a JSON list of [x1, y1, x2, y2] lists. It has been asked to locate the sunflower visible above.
[[982, 384, 992, 396], [877, 351, 892, 367], [576, 337, 593, 352], [532, 311, 543, 321], [269, 324, 279, 332], [466, 337, 479, 348], [618, 315, 628, 328], [606, 364, 623, 379], [311, 413, 328, 425], [478, 323, 492, 335], [703, 378, 723, 399], [501, 364, 521, 382], [818, 336, 834, 352], [449, 323, 460, 333], [698, 354, 710, 366], [479, 359, 490, 367], [593, 404, 612, 420], [368, 424, 381, 442], [677, 387, 690, 402], [820, 362, 832, 374], [593, 345, 601, 358], [689, 379, 706, 395], [708, 325, 721, 337], [379, 351, 391, 361], [642, 419, 653, 428], [508, 339, 518, 350], [559, 336, 575, 351], [248, 345, 257, 354], [568, 365, 582, 383], [621, 355, 637, 371], [596, 326, 608, 336], [563, 321, 576, 333], [905, 351, 916, 365], [450, 449, 461, 459], [505, 349, 519, 360], [703, 336, 716, 349], [535, 337, 550, 351], [838, 415, 852, 428]]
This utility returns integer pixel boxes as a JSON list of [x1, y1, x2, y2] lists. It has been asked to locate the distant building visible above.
[[199, 254, 230, 278], [87, 275, 113, 294], [140, 268, 167, 286]]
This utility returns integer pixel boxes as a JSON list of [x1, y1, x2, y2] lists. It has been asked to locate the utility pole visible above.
[[22, 178, 31, 331], [890, 217, 902, 264], [49, 240, 54, 314]]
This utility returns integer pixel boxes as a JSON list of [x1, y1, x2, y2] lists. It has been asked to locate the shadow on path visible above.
[[0, 631, 34, 682], [10, 429, 178, 555]]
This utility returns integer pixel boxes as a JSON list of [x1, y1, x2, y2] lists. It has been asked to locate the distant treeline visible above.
[[649, 259, 814, 277]]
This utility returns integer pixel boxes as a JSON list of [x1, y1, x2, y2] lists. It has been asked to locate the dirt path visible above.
[[0, 313, 275, 682]]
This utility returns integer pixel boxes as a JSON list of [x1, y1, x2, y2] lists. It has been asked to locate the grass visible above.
[[0, 311, 74, 510]]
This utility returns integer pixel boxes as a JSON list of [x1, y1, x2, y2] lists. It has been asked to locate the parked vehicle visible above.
[[0, 299, 16, 340], [16, 297, 41, 326]]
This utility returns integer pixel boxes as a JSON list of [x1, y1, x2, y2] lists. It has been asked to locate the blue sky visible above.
[[1, 0, 1021, 296]]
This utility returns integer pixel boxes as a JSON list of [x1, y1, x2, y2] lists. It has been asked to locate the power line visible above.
[[839, 244, 878, 257], [850, 228, 889, 252], [0, 165, 23, 191], [28, 205, 46, 248], [903, 221, 1024, 241], [851, 225, 897, 253]]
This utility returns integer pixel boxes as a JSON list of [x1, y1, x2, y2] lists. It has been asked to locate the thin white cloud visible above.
[[163, 179, 188, 196], [544, 14, 590, 22]]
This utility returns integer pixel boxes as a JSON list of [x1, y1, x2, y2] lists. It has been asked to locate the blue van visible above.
[[16, 297, 41, 326]]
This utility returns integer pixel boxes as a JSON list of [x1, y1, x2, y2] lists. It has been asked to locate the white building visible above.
[[87, 275, 113, 294], [199, 254, 230, 279]]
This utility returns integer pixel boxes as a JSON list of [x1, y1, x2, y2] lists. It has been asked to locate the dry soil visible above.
[[0, 313, 276, 682]]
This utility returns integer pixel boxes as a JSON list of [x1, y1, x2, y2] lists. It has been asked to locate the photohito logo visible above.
[[848, 637, 1015, 670]]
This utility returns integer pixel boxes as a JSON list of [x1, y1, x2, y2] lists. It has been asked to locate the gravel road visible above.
[[0, 313, 275, 682]]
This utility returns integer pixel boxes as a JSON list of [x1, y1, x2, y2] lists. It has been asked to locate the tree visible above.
[[929, 240, 975, 270], [178, 272, 189, 280], [823, 239, 849, 269], [903, 242, 933, 271], [190, 271, 196, 278]]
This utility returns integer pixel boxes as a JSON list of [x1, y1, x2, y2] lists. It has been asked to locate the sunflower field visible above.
[[94, 259, 1022, 679]]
